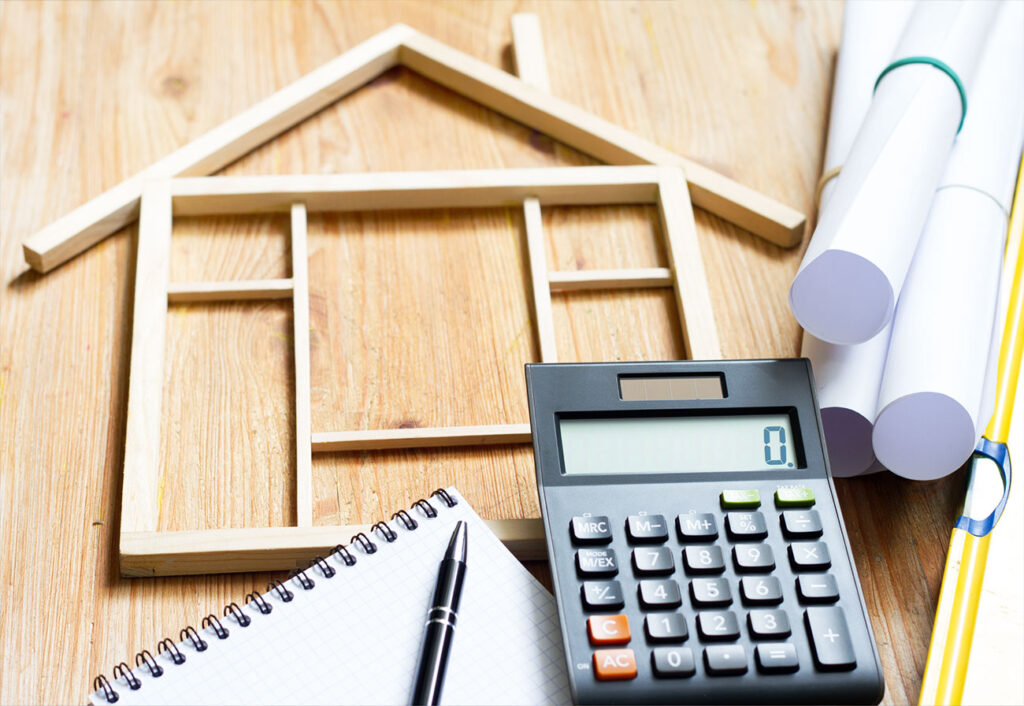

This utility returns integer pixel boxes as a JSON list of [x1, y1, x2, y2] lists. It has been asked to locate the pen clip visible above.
[[955, 437, 1012, 537]]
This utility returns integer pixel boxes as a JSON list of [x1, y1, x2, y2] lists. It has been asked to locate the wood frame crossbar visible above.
[[22, 23, 804, 274], [121, 165, 721, 576]]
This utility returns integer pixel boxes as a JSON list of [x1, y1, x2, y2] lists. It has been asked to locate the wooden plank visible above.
[[310, 423, 532, 452], [291, 203, 313, 528], [120, 182, 173, 534], [167, 167, 663, 214], [119, 519, 546, 576], [511, 14, 550, 93], [166, 278, 294, 302], [21, 24, 414, 273], [523, 198, 558, 362], [400, 32, 805, 248], [656, 169, 722, 360], [548, 267, 674, 291]]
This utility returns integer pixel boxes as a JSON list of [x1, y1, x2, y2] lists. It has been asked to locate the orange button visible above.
[[593, 648, 637, 681], [587, 615, 631, 645]]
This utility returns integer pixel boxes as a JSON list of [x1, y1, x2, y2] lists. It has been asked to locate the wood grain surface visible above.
[[0, 1, 961, 703]]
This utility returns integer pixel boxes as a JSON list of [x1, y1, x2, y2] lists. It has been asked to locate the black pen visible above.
[[410, 521, 468, 706]]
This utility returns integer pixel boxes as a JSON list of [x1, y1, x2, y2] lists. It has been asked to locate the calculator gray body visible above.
[[526, 360, 884, 705]]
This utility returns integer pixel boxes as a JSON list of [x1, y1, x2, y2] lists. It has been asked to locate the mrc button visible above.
[[571, 516, 613, 545]]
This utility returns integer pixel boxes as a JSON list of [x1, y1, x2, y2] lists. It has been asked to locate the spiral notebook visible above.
[[89, 488, 569, 705]]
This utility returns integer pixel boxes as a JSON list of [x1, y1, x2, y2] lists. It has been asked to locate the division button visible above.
[[638, 579, 683, 610], [781, 510, 824, 538], [571, 516, 613, 545], [747, 609, 791, 639], [651, 647, 696, 678], [797, 574, 840, 603], [726, 511, 768, 540], [645, 613, 688, 643], [805, 607, 857, 671], [690, 578, 733, 607], [720, 489, 761, 509], [696, 611, 740, 641], [593, 648, 637, 681], [676, 512, 719, 541], [733, 544, 776, 572], [587, 615, 631, 645], [755, 643, 799, 673], [626, 514, 670, 543], [740, 576, 783, 605], [581, 581, 625, 611], [775, 487, 815, 508], [632, 546, 675, 576], [704, 645, 748, 675], [576, 548, 619, 577], [682, 545, 726, 574], [788, 541, 832, 571]]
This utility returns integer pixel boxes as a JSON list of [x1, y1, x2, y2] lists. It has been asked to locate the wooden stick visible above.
[[656, 169, 722, 360], [310, 423, 532, 452], [120, 518, 546, 576], [523, 198, 558, 362], [291, 203, 313, 528], [23, 25, 804, 273], [120, 182, 173, 534], [166, 278, 294, 302], [511, 14, 551, 93], [547, 267, 674, 291]]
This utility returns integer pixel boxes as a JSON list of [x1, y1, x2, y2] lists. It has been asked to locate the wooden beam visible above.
[[547, 267, 674, 291], [121, 183, 173, 534], [166, 278, 294, 302], [291, 203, 313, 528], [523, 198, 558, 362], [120, 519, 546, 576], [511, 13, 550, 93], [310, 423, 532, 452]]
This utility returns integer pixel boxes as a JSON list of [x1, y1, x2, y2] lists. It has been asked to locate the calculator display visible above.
[[559, 414, 797, 475]]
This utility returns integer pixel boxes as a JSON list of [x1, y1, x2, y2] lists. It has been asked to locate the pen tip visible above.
[[446, 521, 468, 562]]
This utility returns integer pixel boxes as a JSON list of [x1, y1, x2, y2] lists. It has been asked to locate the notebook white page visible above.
[[89, 488, 569, 705]]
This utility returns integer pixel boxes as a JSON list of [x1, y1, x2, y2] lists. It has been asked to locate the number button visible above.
[[696, 611, 740, 641], [781, 510, 823, 538], [797, 574, 840, 603], [651, 647, 696, 678], [626, 514, 669, 543], [789, 542, 831, 571], [676, 513, 718, 541], [576, 548, 619, 578], [733, 544, 776, 572], [720, 489, 761, 509], [638, 580, 683, 610], [587, 615, 631, 645], [581, 581, 625, 611], [775, 487, 815, 508], [593, 648, 637, 681], [704, 645, 748, 675], [747, 609, 791, 639], [682, 545, 725, 575], [805, 607, 857, 671], [726, 512, 768, 540], [690, 578, 732, 607], [645, 614, 688, 643], [571, 516, 612, 545], [755, 643, 799, 674], [740, 577, 783, 605], [632, 547, 675, 576]]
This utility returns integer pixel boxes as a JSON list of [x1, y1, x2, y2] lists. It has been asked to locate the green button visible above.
[[720, 489, 761, 509], [775, 487, 815, 507]]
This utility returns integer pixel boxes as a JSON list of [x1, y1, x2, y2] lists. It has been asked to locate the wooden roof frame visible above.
[[22, 23, 804, 274]]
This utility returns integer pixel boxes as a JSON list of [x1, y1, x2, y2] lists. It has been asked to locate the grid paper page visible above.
[[89, 488, 569, 705]]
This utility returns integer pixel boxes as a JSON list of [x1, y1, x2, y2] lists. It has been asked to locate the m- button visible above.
[[587, 615, 631, 645], [571, 516, 613, 545], [593, 648, 637, 681]]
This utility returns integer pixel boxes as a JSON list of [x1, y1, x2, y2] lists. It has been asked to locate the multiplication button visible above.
[[789, 542, 831, 571], [571, 516, 612, 545], [676, 513, 718, 541]]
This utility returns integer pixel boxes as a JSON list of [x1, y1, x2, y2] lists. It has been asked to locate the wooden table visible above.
[[0, 2, 961, 702]]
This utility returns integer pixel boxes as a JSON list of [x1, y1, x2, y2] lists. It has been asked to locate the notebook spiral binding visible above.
[[91, 488, 459, 703]]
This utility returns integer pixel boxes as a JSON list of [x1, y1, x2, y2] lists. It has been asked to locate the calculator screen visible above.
[[558, 413, 798, 474]]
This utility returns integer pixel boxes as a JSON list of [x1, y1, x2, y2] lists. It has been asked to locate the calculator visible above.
[[525, 360, 884, 705]]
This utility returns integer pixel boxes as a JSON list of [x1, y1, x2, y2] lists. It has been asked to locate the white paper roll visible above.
[[873, 1, 1024, 480], [791, 1, 1000, 344]]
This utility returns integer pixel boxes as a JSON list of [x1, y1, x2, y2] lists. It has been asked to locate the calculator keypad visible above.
[[566, 486, 867, 690]]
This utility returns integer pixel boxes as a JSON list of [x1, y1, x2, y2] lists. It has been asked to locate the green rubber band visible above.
[[874, 56, 968, 133]]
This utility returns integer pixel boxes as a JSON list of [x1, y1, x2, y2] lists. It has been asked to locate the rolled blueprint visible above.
[[790, 1, 1000, 345], [802, 0, 914, 477], [873, 1, 1024, 480]]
